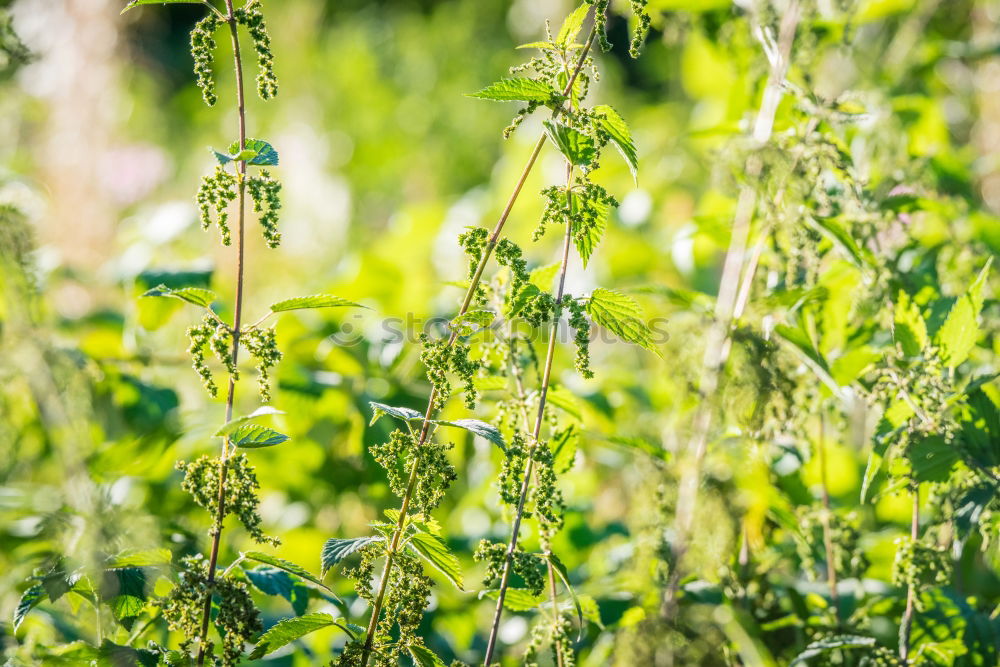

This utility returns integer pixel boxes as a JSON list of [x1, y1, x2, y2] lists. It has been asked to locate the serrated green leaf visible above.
[[223, 138, 279, 166], [482, 587, 545, 611], [141, 284, 216, 308], [106, 548, 172, 569], [552, 426, 578, 473], [249, 613, 343, 659], [557, 4, 590, 47], [14, 584, 44, 630], [243, 551, 332, 592], [321, 536, 383, 576], [101, 568, 146, 630], [369, 401, 425, 426], [587, 288, 659, 354], [449, 309, 495, 336], [271, 294, 365, 312], [529, 263, 560, 291], [516, 41, 559, 51], [228, 423, 289, 448], [935, 258, 992, 368], [215, 406, 285, 437], [408, 643, 448, 667], [507, 283, 542, 319], [467, 77, 558, 103], [408, 532, 464, 590], [544, 120, 597, 167], [432, 418, 505, 451], [908, 435, 959, 483], [894, 290, 928, 356], [789, 635, 877, 665], [547, 385, 582, 420], [572, 199, 609, 267], [121, 0, 206, 15], [861, 400, 914, 503], [244, 566, 310, 615], [593, 104, 638, 183]]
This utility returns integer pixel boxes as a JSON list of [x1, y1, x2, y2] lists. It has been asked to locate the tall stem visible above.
[[196, 2, 247, 663], [900, 483, 919, 662], [357, 23, 598, 667], [817, 413, 840, 621], [483, 162, 575, 665], [662, 0, 801, 618]]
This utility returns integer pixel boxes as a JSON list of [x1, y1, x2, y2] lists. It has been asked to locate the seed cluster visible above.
[[190, 15, 219, 106], [177, 453, 279, 547], [891, 537, 951, 601], [458, 226, 490, 306], [474, 540, 546, 596], [197, 167, 238, 246], [242, 325, 282, 402], [420, 334, 480, 412], [187, 315, 236, 397], [234, 0, 278, 100], [566, 297, 593, 378], [498, 433, 528, 505], [247, 170, 282, 248], [161, 554, 262, 666], [628, 0, 651, 58]]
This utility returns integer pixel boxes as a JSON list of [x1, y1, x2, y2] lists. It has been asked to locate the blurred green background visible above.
[[3, 0, 1000, 664]]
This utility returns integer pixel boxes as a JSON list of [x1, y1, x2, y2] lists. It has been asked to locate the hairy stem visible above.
[[357, 22, 598, 667], [899, 483, 919, 661], [662, 0, 801, 618], [196, 1, 247, 663], [483, 162, 575, 665], [506, 333, 565, 667]]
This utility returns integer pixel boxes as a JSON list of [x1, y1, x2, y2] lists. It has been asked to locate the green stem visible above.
[[196, 2, 247, 663], [356, 21, 598, 667], [817, 413, 840, 622], [505, 332, 565, 667], [483, 162, 575, 665], [900, 483, 919, 662]]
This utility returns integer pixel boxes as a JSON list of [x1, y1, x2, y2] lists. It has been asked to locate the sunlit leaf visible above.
[[587, 288, 658, 354], [432, 418, 505, 451], [369, 402, 425, 426], [408, 531, 464, 590], [593, 104, 638, 183], [228, 423, 289, 448], [543, 120, 596, 167], [142, 284, 216, 308], [249, 613, 348, 659], [467, 77, 558, 103], [321, 536, 383, 576], [270, 294, 365, 312]]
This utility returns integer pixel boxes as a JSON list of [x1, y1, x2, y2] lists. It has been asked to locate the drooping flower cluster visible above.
[[234, 0, 278, 100], [247, 170, 282, 248], [242, 325, 282, 402], [162, 554, 262, 667], [197, 167, 238, 246], [177, 453, 279, 547], [190, 14, 219, 106], [891, 537, 951, 606]]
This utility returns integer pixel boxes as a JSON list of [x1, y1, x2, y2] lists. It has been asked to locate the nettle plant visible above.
[[605, 3, 1000, 665], [17, 1, 365, 665], [314, 3, 653, 667]]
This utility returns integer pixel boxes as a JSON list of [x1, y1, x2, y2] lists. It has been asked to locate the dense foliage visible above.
[[3, 0, 1000, 665]]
